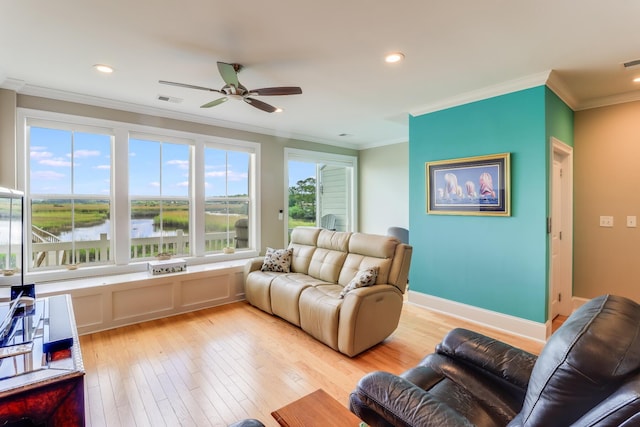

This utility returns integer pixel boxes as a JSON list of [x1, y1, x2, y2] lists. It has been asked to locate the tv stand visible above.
[[0, 294, 84, 426]]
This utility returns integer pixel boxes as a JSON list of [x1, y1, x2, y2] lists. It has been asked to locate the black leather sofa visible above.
[[349, 294, 640, 426]]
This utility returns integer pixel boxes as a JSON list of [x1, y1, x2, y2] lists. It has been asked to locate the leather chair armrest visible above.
[[435, 328, 537, 390], [243, 257, 265, 279], [351, 371, 475, 427]]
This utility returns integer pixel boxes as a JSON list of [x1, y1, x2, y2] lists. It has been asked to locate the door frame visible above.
[[549, 137, 574, 319]]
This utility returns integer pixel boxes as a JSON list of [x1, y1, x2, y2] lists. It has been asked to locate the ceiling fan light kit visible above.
[[160, 61, 302, 113]]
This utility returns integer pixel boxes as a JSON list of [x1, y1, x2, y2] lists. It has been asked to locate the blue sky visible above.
[[30, 127, 317, 197], [288, 161, 315, 187], [30, 127, 111, 195]]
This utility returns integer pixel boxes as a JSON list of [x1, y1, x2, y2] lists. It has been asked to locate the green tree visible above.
[[288, 177, 316, 220]]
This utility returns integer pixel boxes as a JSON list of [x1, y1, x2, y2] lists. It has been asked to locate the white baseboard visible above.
[[407, 291, 550, 343]]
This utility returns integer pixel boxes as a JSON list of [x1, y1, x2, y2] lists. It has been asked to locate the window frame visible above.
[[284, 147, 358, 244], [17, 108, 260, 284]]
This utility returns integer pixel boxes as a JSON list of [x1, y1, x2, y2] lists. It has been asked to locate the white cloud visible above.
[[206, 170, 247, 181], [228, 171, 247, 181], [95, 164, 111, 170], [129, 152, 137, 157], [166, 159, 189, 170], [149, 181, 160, 187], [176, 181, 189, 187], [39, 159, 72, 167], [31, 170, 65, 180], [73, 149, 101, 158], [30, 150, 53, 159]]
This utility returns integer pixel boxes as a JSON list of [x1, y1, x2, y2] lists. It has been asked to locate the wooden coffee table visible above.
[[271, 388, 362, 427]]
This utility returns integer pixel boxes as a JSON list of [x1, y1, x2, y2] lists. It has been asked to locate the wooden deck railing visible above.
[[31, 230, 237, 267]]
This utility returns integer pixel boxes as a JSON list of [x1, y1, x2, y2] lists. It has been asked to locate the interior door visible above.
[[550, 154, 563, 319], [549, 139, 573, 320]]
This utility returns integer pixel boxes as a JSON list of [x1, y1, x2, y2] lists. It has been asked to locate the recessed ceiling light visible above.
[[93, 64, 114, 74], [634, 77, 640, 83], [275, 107, 283, 113], [385, 52, 405, 64]]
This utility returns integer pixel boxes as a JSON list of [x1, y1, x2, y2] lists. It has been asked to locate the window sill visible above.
[[4, 257, 253, 335], [0, 254, 256, 301]]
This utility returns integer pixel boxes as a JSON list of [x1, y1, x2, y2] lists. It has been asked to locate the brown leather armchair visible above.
[[349, 294, 640, 426]]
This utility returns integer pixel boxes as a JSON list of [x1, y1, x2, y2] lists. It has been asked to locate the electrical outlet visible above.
[[600, 216, 614, 227], [627, 216, 637, 228]]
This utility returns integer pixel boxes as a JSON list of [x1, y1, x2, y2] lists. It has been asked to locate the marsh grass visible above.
[[31, 201, 248, 235]]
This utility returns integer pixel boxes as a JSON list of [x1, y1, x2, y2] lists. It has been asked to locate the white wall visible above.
[[359, 142, 409, 235]]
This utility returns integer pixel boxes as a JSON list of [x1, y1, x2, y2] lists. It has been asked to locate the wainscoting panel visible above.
[[181, 273, 230, 307], [112, 281, 174, 321], [37, 261, 247, 335], [72, 293, 104, 329]]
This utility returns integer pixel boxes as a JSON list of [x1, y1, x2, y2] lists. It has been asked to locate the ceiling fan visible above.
[[159, 62, 302, 113]]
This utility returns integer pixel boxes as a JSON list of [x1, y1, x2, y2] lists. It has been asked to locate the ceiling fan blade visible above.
[[250, 86, 303, 96], [200, 97, 229, 108], [217, 62, 240, 87], [244, 97, 277, 113], [159, 80, 220, 93]]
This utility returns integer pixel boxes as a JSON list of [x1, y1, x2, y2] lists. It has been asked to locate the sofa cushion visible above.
[[299, 285, 343, 350], [270, 274, 320, 326], [349, 232, 398, 258], [261, 247, 293, 273], [289, 227, 321, 274], [317, 229, 351, 252], [339, 255, 391, 286], [337, 233, 398, 285], [339, 267, 378, 298]]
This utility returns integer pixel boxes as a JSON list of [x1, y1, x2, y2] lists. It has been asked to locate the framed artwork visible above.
[[426, 152, 510, 216]]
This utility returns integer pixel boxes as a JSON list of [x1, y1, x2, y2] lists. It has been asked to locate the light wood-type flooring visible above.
[[80, 301, 545, 427]]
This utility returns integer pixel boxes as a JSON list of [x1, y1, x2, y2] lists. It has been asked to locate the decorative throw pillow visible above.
[[340, 267, 379, 298], [261, 247, 293, 273]]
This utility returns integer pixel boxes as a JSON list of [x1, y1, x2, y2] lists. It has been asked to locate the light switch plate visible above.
[[600, 216, 614, 227]]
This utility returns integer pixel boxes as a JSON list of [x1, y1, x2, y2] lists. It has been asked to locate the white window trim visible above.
[[16, 108, 260, 284], [283, 147, 358, 243]]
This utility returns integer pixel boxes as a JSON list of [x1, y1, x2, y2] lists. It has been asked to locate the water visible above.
[[55, 218, 181, 241]]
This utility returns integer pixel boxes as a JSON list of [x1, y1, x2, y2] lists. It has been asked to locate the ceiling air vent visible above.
[[623, 59, 640, 69], [157, 94, 183, 103]]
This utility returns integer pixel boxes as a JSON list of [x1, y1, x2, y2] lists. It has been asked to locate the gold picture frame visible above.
[[426, 152, 511, 216]]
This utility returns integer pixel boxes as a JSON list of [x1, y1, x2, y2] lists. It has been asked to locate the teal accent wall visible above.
[[546, 87, 574, 148], [543, 87, 575, 306], [409, 86, 550, 322]]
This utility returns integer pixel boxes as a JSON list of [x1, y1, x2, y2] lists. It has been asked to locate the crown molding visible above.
[[573, 90, 640, 111], [0, 77, 26, 92], [545, 71, 578, 110], [12, 84, 365, 150], [409, 71, 552, 117]]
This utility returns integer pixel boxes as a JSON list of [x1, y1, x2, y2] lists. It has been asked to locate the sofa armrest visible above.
[[243, 257, 264, 279], [350, 371, 475, 427], [435, 328, 537, 390]]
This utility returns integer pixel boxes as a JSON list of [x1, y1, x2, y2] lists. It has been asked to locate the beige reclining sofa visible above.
[[244, 227, 412, 357]]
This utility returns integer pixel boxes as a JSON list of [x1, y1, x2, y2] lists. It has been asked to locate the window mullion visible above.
[[113, 128, 130, 264], [192, 142, 205, 256]]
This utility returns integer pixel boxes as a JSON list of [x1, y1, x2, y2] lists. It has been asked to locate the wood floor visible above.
[[79, 301, 544, 427]]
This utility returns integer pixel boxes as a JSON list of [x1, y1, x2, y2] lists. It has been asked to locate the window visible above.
[[129, 136, 190, 259], [18, 110, 259, 281], [285, 148, 357, 241], [28, 124, 113, 269], [204, 147, 251, 252]]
